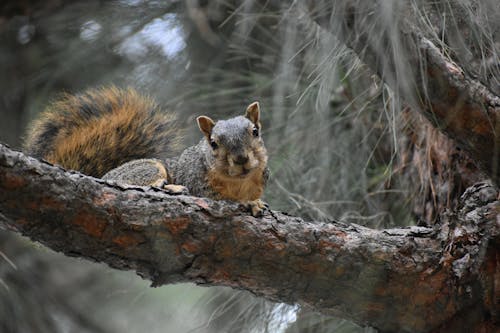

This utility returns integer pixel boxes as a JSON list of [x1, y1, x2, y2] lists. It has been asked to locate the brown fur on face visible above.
[[207, 162, 266, 201]]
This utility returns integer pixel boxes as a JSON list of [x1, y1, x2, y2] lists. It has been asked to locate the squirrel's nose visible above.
[[233, 155, 249, 165]]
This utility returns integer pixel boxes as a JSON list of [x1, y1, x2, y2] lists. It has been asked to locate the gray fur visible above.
[[103, 159, 164, 186], [212, 116, 253, 155], [168, 139, 217, 198]]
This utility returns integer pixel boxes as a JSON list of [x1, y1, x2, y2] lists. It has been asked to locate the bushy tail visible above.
[[24, 86, 180, 177]]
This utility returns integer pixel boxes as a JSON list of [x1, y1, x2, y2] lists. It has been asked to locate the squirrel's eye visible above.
[[210, 140, 218, 149], [252, 126, 259, 137]]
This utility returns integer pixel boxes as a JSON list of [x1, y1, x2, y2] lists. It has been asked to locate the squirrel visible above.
[[24, 86, 268, 215]]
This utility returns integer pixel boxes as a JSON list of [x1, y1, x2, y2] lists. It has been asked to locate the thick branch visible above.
[[0, 144, 498, 332], [305, 0, 500, 184]]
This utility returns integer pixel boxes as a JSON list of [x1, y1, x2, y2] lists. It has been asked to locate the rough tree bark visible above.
[[0, 144, 498, 333]]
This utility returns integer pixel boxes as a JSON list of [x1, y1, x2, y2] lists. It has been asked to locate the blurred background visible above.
[[1, 0, 496, 332]]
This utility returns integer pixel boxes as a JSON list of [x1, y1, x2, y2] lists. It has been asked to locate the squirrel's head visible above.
[[197, 102, 267, 178]]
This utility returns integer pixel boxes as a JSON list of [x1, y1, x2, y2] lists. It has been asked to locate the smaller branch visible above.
[[305, 0, 500, 184], [0, 144, 498, 332], [417, 37, 500, 181]]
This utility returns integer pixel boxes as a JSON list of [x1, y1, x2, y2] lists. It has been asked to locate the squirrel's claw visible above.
[[247, 199, 266, 217], [151, 178, 169, 188]]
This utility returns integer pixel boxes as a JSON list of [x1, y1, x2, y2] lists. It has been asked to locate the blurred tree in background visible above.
[[0, 0, 498, 332]]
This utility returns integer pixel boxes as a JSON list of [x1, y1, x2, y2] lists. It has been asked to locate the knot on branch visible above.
[[459, 181, 498, 214], [438, 182, 498, 280]]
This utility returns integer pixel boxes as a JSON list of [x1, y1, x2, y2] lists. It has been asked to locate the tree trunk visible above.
[[0, 144, 498, 333]]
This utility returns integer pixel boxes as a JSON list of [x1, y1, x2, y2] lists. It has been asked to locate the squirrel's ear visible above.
[[197, 116, 215, 138], [245, 101, 260, 127]]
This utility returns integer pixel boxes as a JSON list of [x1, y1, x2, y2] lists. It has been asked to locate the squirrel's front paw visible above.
[[152, 179, 189, 195], [247, 199, 267, 217], [163, 184, 189, 195]]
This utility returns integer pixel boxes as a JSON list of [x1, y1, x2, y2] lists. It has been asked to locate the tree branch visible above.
[[0, 143, 498, 332], [305, 0, 500, 185]]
